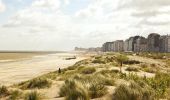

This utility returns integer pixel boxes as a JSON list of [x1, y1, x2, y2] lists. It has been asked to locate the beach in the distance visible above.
[[0, 52, 87, 86]]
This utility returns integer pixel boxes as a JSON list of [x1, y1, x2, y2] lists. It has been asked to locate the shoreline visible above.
[[0, 52, 89, 86]]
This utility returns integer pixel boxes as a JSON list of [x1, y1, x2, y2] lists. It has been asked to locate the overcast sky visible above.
[[0, 0, 170, 51]]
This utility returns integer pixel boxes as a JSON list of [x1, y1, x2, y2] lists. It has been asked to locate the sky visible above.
[[0, 0, 170, 51]]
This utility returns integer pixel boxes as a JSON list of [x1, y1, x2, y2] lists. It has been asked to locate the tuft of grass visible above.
[[9, 90, 22, 100], [20, 78, 52, 89], [0, 86, 9, 97], [126, 67, 139, 72], [81, 67, 96, 74], [88, 81, 108, 98], [113, 81, 155, 100], [24, 91, 42, 100], [59, 79, 89, 100]]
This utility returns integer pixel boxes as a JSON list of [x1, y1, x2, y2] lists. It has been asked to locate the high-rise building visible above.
[[124, 39, 129, 52], [124, 36, 140, 52], [114, 40, 124, 52], [135, 37, 147, 52], [147, 33, 160, 52], [159, 35, 170, 52], [102, 42, 114, 52]]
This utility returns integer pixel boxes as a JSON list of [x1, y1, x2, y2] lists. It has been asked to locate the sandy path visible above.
[[0, 53, 86, 86]]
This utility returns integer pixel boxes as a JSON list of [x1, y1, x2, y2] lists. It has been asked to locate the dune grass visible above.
[[81, 67, 96, 74], [0, 86, 9, 98], [24, 91, 42, 100], [9, 90, 22, 100], [113, 81, 155, 100], [59, 79, 89, 100], [126, 67, 139, 72], [88, 81, 108, 98], [19, 78, 52, 89]]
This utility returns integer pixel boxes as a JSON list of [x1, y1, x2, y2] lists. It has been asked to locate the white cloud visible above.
[[32, 0, 61, 11], [1, 0, 170, 50], [0, 0, 6, 13]]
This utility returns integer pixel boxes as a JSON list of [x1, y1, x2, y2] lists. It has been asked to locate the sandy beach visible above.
[[0, 52, 86, 86]]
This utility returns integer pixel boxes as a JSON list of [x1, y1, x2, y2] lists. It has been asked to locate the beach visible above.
[[0, 52, 86, 86]]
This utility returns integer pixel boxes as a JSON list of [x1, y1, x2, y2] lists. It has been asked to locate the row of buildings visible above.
[[102, 33, 170, 53]]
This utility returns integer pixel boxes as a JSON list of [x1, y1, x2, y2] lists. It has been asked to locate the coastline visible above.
[[0, 52, 88, 86]]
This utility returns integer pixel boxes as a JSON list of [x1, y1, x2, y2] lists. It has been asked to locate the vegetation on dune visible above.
[[144, 72, 170, 99], [40, 71, 58, 80], [88, 81, 108, 98], [73, 74, 115, 86], [116, 54, 129, 72], [140, 63, 158, 73], [113, 81, 155, 100], [138, 52, 170, 59], [59, 79, 89, 100], [126, 67, 139, 72], [19, 78, 52, 89], [1, 53, 170, 100], [24, 91, 42, 100], [92, 59, 106, 64], [9, 90, 22, 100], [123, 60, 140, 65], [0, 86, 9, 98], [81, 67, 96, 74]]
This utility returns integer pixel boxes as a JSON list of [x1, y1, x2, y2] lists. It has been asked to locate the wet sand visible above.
[[0, 52, 86, 86]]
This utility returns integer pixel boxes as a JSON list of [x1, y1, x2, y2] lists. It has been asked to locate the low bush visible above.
[[20, 78, 51, 89], [24, 91, 42, 100], [126, 67, 139, 72], [81, 67, 96, 74], [0, 86, 9, 97], [59, 79, 89, 100]]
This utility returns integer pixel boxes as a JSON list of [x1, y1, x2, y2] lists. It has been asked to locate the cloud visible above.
[[0, 0, 6, 13], [31, 0, 61, 11], [1, 0, 170, 50]]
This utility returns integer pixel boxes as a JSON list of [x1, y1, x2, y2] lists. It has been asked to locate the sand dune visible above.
[[0, 53, 86, 86]]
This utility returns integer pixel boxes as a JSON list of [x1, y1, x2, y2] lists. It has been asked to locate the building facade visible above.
[[134, 37, 147, 52], [147, 33, 160, 52], [159, 35, 170, 52]]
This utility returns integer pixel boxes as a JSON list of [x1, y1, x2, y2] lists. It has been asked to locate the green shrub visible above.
[[24, 91, 42, 100], [0, 86, 9, 97], [59, 79, 89, 100], [126, 67, 139, 72], [88, 82, 108, 98], [113, 81, 155, 100], [81, 67, 96, 74], [20, 78, 51, 89]]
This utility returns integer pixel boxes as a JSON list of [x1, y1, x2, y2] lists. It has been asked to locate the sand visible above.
[[0, 52, 86, 86]]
